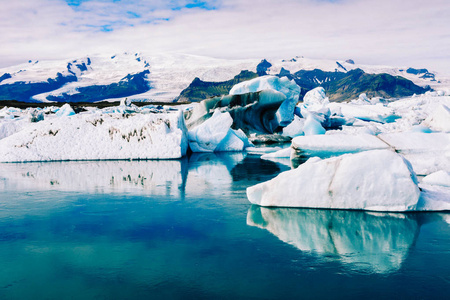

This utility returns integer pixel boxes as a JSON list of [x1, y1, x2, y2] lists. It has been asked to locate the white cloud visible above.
[[0, 0, 449, 75]]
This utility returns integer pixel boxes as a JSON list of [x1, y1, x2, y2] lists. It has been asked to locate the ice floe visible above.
[[247, 150, 421, 211], [422, 170, 450, 187], [291, 133, 389, 157]]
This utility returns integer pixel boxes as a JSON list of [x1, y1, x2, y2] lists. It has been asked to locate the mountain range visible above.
[[0, 52, 447, 104]]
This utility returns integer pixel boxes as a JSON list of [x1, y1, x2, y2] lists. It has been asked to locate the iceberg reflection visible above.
[[247, 206, 420, 274], [0, 160, 188, 196]]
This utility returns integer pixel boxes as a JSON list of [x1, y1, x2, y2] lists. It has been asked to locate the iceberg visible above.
[[291, 133, 390, 158], [247, 150, 421, 211], [422, 170, 450, 187], [55, 103, 76, 117], [327, 102, 399, 123], [378, 132, 450, 175], [0, 110, 187, 162], [28, 108, 44, 123], [230, 75, 301, 127], [422, 104, 450, 132], [416, 185, 450, 211], [188, 110, 245, 152], [184, 90, 287, 134], [301, 87, 329, 112], [291, 132, 449, 174], [302, 110, 326, 136], [247, 206, 419, 274], [282, 115, 304, 138], [260, 147, 292, 159]]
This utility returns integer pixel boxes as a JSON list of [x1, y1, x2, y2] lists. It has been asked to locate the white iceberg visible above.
[[216, 129, 245, 152], [247, 150, 420, 211], [188, 110, 245, 152], [260, 147, 292, 159], [55, 103, 76, 117], [291, 133, 389, 157], [416, 184, 450, 211], [328, 102, 399, 123], [422, 104, 450, 132], [422, 170, 450, 187], [282, 115, 304, 138], [378, 132, 450, 175], [28, 108, 44, 123], [301, 87, 329, 111], [302, 110, 326, 136], [0, 111, 187, 162]]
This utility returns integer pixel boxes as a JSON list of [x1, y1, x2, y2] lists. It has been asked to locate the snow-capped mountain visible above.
[[0, 52, 448, 103]]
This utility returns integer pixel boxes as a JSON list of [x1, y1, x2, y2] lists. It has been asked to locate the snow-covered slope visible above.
[[1, 53, 449, 103]]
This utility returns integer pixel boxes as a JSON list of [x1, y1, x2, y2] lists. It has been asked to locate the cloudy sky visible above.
[[1, 0, 449, 74]]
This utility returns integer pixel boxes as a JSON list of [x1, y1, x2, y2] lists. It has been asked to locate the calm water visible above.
[[0, 153, 449, 299]]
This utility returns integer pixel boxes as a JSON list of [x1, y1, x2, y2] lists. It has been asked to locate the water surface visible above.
[[0, 153, 449, 299]]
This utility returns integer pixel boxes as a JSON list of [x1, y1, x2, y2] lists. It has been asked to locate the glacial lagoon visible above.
[[0, 153, 449, 299]]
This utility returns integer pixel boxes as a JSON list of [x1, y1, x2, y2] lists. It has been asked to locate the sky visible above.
[[0, 0, 449, 74]]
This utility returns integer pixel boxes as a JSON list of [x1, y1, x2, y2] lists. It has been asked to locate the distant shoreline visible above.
[[0, 100, 191, 110]]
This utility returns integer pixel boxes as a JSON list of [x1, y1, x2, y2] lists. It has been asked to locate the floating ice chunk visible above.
[[0, 107, 22, 119], [291, 133, 389, 158], [301, 87, 329, 111], [260, 148, 293, 168], [120, 97, 132, 107], [188, 110, 233, 152], [423, 171, 450, 187], [328, 102, 399, 123], [55, 103, 75, 117], [247, 150, 420, 211], [230, 75, 300, 126], [216, 129, 245, 152], [247, 206, 419, 274], [422, 104, 450, 132], [28, 108, 44, 123], [303, 113, 326, 135], [245, 146, 283, 155], [0, 111, 187, 162], [378, 132, 450, 175], [282, 115, 304, 138], [261, 147, 292, 159], [338, 124, 378, 135], [232, 129, 252, 148], [416, 184, 450, 211], [351, 93, 371, 105]]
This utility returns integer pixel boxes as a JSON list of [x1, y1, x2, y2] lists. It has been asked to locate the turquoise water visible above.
[[0, 153, 449, 299]]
